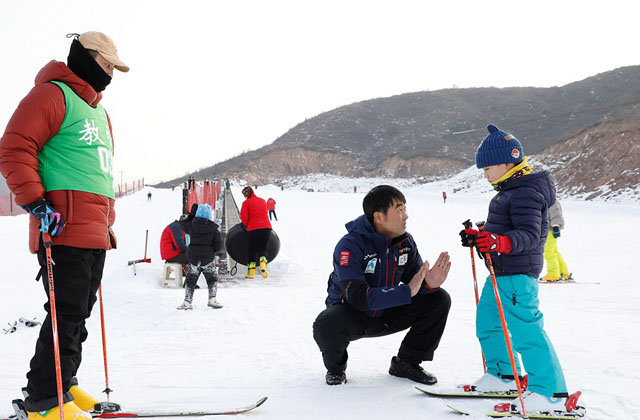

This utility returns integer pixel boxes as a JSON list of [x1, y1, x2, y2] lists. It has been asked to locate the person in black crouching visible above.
[[177, 203, 224, 310], [313, 185, 452, 386]]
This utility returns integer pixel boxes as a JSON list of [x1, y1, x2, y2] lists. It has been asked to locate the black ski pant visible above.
[[25, 245, 106, 412], [268, 210, 278, 221], [312, 289, 451, 374], [184, 260, 218, 292], [247, 228, 271, 263]]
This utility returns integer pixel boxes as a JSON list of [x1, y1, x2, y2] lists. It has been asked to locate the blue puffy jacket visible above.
[[483, 171, 556, 278], [326, 214, 436, 317]]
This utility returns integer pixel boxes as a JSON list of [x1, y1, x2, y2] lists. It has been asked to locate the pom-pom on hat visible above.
[[195, 203, 213, 221], [475, 124, 524, 168]]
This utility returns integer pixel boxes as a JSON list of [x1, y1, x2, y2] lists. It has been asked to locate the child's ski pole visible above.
[[462, 219, 487, 374]]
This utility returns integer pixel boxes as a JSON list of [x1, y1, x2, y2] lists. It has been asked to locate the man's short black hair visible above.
[[363, 185, 406, 224]]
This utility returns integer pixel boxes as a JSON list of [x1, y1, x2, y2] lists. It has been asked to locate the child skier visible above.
[[459, 124, 581, 416], [542, 200, 571, 281], [178, 203, 224, 309]]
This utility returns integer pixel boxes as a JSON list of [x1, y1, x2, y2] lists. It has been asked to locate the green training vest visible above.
[[38, 81, 115, 199]]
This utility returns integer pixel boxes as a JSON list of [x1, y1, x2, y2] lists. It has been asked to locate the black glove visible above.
[[186, 203, 198, 221], [552, 226, 560, 238], [21, 199, 65, 236], [459, 228, 478, 247]]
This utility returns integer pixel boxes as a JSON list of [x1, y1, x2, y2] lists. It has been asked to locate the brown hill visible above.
[[157, 65, 640, 199]]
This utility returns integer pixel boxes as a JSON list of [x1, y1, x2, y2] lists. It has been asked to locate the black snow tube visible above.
[[224, 223, 280, 266]]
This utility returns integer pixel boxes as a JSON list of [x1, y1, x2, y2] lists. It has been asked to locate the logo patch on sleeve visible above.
[[340, 251, 350, 266], [398, 254, 408, 266]]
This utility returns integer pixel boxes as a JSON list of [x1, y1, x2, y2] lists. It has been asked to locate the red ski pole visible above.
[[485, 253, 526, 417], [462, 219, 487, 373], [98, 284, 113, 400], [469, 248, 487, 374], [42, 232, 65, 420]]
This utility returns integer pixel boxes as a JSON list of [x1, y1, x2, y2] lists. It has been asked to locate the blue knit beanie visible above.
[[475, 124, 524, 168], [195, 203, 213, 221]]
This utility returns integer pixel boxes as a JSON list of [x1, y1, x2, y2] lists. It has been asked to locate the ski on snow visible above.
[[445, 404, 587, 419], [415, 386, 517, 399], [538, 276, 599, 285], [3, 397, 268, 420]]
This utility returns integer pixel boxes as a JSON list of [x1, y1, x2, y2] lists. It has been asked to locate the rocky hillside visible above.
[[157, 65, 640, 199], [535, 116, 640, 200]]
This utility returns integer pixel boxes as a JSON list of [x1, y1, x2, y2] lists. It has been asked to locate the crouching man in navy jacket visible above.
[[313, 185, 452, 386]]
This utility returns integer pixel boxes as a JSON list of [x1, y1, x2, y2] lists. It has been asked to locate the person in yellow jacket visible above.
[[542, 200, 571, 281]]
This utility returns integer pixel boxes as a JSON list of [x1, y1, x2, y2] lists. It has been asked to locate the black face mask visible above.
[[67, 39, 112, 92]]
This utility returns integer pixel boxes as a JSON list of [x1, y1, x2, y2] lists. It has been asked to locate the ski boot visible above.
[[542, 274, 561, 281], [459, 373, 527, 394], [25, 402, 91, 420], [495, 390, 586, 417], [69, 383, 99, 412], [259, 256, 268, 279]]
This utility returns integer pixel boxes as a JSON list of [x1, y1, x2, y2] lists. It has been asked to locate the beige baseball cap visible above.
[[78, 31, 129, 72]]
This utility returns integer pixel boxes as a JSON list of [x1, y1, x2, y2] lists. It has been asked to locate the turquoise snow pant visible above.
[[476, 274, 567, 396]]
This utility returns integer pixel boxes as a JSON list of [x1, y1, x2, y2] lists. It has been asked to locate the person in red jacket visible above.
[[0, 32, 128, 420], [239, 186, 272, 278], [160, 218, 188, 265], [266, 197, 278, 221]]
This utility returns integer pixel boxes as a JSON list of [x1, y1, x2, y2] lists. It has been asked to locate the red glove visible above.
[[476, 231, 512, 254]]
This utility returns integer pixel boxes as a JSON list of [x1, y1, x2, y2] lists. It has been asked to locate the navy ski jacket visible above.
[[483, 171, 556, 278], [326, 214, 436, 318]]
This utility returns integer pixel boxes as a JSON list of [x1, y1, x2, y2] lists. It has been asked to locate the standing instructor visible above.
[[0, 32, 128, 420]]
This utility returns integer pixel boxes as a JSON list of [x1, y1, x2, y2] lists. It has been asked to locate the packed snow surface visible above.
[[1, 177, 638, 419]]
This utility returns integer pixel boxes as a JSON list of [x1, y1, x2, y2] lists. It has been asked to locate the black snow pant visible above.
[[184, 260, 218, 292], [268, 210, 278, 221], [247, 228, 271, 263], [25, 245, 106, 412], [312, 289, 451, 374]]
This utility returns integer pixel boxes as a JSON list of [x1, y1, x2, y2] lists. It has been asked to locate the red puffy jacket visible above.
[[0, 61, 116, 253], [240, 195, 272, 231], [160, 221, 187, 260]]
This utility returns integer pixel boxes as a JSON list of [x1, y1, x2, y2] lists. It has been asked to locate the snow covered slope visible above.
[[1, 179, 638, 419]]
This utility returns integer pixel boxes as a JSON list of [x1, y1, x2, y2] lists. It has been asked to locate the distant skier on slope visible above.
[[178, 204, 224, 309], [266, 197, 278, 221], [541, 200, 571, 281], [0, 31, 129, 420], [459, 124, 581, 416], [313, 185, 452, 386]]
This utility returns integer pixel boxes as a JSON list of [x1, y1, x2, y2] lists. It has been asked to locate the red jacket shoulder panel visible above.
[[0, 83, 66, 205]]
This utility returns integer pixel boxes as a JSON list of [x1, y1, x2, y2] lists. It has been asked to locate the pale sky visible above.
[[1, 1, 638, 184]]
